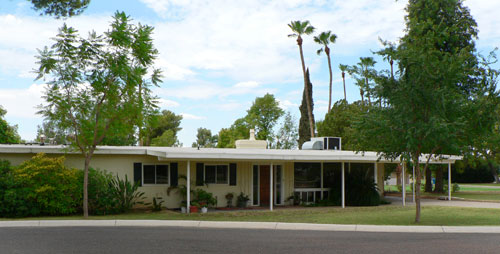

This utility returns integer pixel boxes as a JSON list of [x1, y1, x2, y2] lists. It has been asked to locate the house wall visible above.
[[0, 153, 292, 209]]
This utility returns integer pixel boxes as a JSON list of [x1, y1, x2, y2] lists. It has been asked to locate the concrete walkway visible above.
[[385, 196, 500, 209], [1, 220, 500, 233]]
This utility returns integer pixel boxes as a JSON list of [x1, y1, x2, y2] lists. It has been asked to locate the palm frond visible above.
[[317, 48, 324, 55]]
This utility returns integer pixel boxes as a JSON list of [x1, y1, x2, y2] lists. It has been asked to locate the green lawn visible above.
[[459, 183, 500, 187], [3, 206, 500, 226]]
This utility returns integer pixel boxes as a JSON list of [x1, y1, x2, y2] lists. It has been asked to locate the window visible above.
[[143, 164, 169, 185], [294, 162, 321, 188], [205, 165, 229, 184]]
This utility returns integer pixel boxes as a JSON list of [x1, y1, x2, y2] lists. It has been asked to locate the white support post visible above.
[[187, 160, 190, 214], [412, 165, 415, 203], [374, 163, 378, 185], [341, 162, 345, 209], [270, 162, 273, 211], [402, 162, 406, 207], [448, 163, 452, 201], [320, 163, 324, 200]]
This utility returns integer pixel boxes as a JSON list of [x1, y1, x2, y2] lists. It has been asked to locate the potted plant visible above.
[[236, 192, 250, 208], [225, 192, 234, 207], [192, 189, 217, 213], [190, 201, 200, 213], [180, 200, 187, 213]]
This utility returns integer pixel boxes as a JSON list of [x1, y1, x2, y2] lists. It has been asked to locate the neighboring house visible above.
[[0, 133, 460, 211]]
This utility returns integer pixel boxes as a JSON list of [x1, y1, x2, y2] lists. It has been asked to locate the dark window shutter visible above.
[[229, 163, 237, 186], [170, 163, 178, 186], [134, 162, 142, 186], [196, 163, 204, 186]]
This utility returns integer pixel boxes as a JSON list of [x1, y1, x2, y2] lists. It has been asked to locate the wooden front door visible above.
[[259, 165, 270, 206]]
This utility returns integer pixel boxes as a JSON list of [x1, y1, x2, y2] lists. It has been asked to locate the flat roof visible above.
[[0, 144, 461, 164]]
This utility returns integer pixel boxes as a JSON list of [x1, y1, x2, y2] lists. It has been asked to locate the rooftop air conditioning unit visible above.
[[302, 137, 341, 150]]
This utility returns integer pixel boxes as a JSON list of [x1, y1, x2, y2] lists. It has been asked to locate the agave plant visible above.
[[110, 174, 148, 213]]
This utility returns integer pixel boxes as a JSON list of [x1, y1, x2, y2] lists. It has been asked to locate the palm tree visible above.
[[314, 31, 337, 113], [339, 64, 348, 101], [375, 39, 397, 79], [288, 20, 315, 138], [359, 57, 376, 106]]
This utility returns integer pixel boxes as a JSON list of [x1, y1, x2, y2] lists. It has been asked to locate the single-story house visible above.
[[0, 134, 460, 211]]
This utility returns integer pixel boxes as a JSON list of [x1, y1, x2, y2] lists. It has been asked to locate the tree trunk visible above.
[[327, 50, 333, 113], [83, 155, 91, 218], [342, 72, 346, 101], [390, 59, 394, 79], [434, 167, 444, 193], [414, 159, 422, 223], [425, 166, 432, 192], [487, 161, 500, 183], [298, 38, 315, 138], [360, 90, 364, 105]]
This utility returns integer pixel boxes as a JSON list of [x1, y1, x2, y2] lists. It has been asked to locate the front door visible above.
[[259, 165, 270, 206]]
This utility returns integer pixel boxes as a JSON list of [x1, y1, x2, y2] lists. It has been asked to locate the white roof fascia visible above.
[[0, 145, 461, 164]]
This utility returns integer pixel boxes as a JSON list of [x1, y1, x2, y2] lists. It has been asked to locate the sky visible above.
[[0, 0, 499, 146]]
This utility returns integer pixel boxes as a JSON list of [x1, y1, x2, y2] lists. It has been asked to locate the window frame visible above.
[[142, 164, 170, 186], [204, 163, 230, 184]]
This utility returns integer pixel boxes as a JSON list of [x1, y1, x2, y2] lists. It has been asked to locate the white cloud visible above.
[[278, 99, 298, 110], [181, 113, 206, 120], [0, 83, 46, 118], [234, 81, 260, 88], [158, 98, 180, 108]]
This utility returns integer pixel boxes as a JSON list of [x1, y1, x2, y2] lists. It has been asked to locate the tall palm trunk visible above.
[[342, 71, 346, 101], [298, 36, 315, 138], [326, 46, 333, 113]]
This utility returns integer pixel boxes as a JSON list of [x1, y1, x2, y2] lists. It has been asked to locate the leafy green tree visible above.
[[217, 94, 283, 148], [0, 106, 21, 144], [298, 69, 315, 149], [352, 0, 489, 223], [29, 0, 90, 18], [192, 127, 217, 148], [273, 111, 298, 149], [246, 93, 284, 143], [314, 31, 337, 113], [217, 117, 250, 148], [36, 12, 161, 217], [317, 100, 367, 150], [288, 20, 316, 138], [151, 129, 182, 147], [465, 60, 500, 183], [145, 110, 182, 146]]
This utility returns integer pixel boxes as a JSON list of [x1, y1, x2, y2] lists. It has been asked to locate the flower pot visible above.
[[201, 207, 208, 213], [190, 206, 199, 213], [181, 207, 187, 213]]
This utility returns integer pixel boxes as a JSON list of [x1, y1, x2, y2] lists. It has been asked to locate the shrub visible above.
[[327, 169, 380, 206], [0, 154, 81, 217], [444, 183, 460, 193], [79, 168, 119, 215]]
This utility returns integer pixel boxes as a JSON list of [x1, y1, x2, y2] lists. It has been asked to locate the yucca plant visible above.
[[110, 174, 148, 213]]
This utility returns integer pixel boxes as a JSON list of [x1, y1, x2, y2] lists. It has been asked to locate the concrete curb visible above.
[[1, 220, 500, 233]]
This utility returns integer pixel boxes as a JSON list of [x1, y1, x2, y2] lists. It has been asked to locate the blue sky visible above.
[[1, 0, 499, 146]]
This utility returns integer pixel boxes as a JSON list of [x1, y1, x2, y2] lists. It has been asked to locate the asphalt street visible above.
[[0, 226, 498, 254]]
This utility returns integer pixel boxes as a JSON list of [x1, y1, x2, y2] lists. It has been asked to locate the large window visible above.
[[205, 165, 229, 184], [143, 164, 169, 185], [294, 162, 321, 188]]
